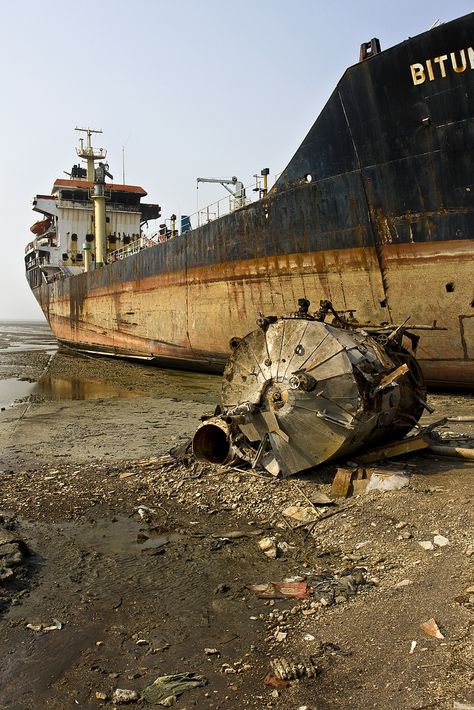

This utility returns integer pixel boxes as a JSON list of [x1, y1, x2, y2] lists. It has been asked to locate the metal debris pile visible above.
[[194, 300, 430, 477]]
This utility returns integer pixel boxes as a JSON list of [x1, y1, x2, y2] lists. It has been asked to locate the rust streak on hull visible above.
[[36, 239, 473, 388]]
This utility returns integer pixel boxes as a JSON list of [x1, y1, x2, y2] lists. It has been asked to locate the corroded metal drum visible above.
[[193, 315, 426, 476]]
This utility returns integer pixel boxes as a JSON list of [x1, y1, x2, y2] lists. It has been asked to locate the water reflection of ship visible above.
[[34, 375, 144, 401], [25, 14, 474, 389]]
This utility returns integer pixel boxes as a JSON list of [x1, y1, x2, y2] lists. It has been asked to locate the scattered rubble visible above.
[[270, 656, 319, 680], [0, 362, 473, 710], [246, 580, 311, 600], [25, 618, 63, 633], [140, 673, 208, 705], [0, 518, 30, 612], [112, 688, 139, 704]]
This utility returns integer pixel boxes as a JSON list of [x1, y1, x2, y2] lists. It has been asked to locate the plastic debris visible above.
[[211, 530, 262, 539], [246, 581, 311, 599], [409, 640, 417, 654], [270, 656, 319, 680], [140, 673, 208, 706], [420, 618, 445, 639], [366, 473, 410, 491]]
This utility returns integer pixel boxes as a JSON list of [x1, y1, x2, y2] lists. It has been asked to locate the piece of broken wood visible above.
[[354, 435, 429, 464], [330, 467, 353, 498], [427, 445, 474, 461]]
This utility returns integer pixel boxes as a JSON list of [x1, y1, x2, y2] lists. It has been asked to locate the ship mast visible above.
[[75, 127, 111, 268], [75, 127, 106, 181]]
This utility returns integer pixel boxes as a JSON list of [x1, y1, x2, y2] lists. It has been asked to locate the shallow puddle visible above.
[[0, 378, 37, 409], [52, 515, 177, 558], [33, 375, 147, 401]]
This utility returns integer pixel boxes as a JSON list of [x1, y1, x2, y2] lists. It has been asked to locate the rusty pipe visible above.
[[192, 418, 238, 465]]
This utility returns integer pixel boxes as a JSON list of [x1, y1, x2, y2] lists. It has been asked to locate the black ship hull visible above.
[[31, 13, 474, 387]]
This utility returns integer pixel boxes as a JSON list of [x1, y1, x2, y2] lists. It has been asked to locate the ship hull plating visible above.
[[35, 237, 473, 387]]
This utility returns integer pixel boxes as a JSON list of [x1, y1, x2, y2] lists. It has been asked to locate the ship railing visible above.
[[102, 173, 278, 260], [26, 256, 50, 270], [108, 235, 157, 262], [180, 173, 277, 234], [191, 193, 250, 228]]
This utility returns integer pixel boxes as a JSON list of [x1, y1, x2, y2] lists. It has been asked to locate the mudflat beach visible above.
[[0, 322, 473, 710]]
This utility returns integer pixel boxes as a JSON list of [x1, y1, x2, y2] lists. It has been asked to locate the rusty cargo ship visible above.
[[25, 13, 474, 388]]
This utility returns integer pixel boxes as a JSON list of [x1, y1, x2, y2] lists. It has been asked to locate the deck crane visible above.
[[196, 175, 246, 210]]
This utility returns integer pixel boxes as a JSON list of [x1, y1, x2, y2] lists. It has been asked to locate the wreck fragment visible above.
[[193, 301, 427, 476]]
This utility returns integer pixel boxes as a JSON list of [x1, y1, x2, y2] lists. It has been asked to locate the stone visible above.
[[282, 506, 318, 523], [112, 688, 139, 704], [0, 528, 18, 546], [418, 540, 434, 551], [258, 537, 279, 559], [433, 534, 449, 547], [420, 618, 444, 640]]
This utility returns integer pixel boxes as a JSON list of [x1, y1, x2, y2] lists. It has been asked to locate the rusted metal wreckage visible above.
[[193, 300, 431, 477]]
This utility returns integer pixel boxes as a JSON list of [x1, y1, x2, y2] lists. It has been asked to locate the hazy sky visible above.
[[0, 0, 471, 319]]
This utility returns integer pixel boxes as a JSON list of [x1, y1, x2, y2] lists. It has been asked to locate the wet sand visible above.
[[0, 334, 473, 710]]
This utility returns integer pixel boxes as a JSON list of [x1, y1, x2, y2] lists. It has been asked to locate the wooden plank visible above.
[[354, 435, 429, 464], [330, 467, 354, 498]]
